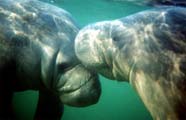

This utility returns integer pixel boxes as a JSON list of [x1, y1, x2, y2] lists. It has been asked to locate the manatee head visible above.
[[75, 21, 130, 81], [53, 46, 101, 107], [75, 6, 186, 82]]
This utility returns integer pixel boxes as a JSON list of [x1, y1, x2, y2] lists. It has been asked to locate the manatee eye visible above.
[[112, 36, 119, 42]]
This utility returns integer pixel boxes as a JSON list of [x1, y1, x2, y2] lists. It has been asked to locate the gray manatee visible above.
[[0, 0, 101, 119], [75, 7, 186, 120]]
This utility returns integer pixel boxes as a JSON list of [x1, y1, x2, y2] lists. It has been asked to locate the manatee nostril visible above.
[[58, 62, 76, 73], [58, 63, 69, 71], [113, 36, 119, 42], [112, 34, 121, 42]]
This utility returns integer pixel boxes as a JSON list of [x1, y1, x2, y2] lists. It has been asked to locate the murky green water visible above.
[[13, 0, 153, 119]]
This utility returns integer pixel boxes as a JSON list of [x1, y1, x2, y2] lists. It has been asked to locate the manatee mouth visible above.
[[57, 64, 101, 107], [59, 75, 94, 94], [59, 74, 100, 107]]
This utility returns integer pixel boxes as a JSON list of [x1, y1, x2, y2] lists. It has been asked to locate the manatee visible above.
[[75, 7, 186, 120], [0, 0, 101, 119]]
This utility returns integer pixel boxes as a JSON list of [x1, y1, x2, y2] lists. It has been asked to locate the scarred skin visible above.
[[75, 7, 186, 120], [0, 0, 101, 119]]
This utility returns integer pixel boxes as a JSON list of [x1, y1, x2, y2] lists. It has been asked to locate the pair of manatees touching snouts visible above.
[[0, 0, 186, 120]]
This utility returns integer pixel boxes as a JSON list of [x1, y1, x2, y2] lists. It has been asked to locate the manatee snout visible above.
[[74, 22, 112, 68], [57, 64, 101, 107], [75, 21, 125, 81]]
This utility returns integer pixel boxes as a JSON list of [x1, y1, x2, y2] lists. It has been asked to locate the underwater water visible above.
[[13, 0, 154, 120]]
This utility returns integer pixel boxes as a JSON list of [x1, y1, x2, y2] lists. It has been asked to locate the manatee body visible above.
[[75, 7, 186, 120], [0, 0, 101, 119]]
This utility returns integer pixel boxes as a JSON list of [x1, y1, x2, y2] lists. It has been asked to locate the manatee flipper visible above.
[[34, 84, 64, 120]]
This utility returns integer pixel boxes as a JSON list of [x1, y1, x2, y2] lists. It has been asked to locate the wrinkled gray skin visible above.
[[0, 0, 101, 119], [75, 7, 186, 120]]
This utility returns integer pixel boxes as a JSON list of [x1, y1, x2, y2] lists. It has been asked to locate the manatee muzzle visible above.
[[57, 64, 101, 107]]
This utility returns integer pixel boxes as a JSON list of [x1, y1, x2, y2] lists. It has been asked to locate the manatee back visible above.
[[0, 0, 79, 57], [0, 0, 79, 90], [118, 7, 186, 61], [119, 7, 186, 77], [116, 7, 185, 69]]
